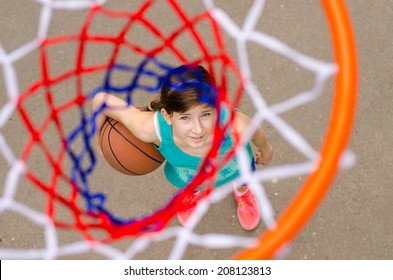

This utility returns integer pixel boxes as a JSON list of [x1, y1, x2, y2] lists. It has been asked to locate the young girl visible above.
[[92, 65, 273, 230]]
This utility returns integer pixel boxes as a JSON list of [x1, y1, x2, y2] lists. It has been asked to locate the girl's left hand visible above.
[[254, 146, 273, 165]]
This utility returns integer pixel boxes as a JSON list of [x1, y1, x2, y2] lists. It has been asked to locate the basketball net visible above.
[[0, 0, 357, 259]]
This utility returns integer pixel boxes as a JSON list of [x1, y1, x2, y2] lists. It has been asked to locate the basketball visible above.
[[100, 117, 165, 175]]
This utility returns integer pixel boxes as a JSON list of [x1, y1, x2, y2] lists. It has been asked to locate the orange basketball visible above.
[[100, 117, 165, 175]]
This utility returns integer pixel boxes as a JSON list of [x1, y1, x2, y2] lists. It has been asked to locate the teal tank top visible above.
[[155, 107, 254, 189]]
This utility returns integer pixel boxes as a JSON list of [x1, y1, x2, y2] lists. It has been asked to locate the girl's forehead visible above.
[[179, 104, 215, 114]]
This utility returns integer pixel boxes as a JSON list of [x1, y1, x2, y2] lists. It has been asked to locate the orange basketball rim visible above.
[[235, 0, 358, 259]]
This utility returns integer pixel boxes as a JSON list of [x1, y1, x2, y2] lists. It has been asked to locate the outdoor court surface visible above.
[[0, 0, 392, 259]]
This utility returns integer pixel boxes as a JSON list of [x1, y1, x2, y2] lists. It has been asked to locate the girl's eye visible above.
[[202, 112, 211, 117], [180, 116, 189, 121]]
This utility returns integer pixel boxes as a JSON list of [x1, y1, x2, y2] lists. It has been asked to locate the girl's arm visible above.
[[234, 111, 273, 165], [92, 92, 158, 153]]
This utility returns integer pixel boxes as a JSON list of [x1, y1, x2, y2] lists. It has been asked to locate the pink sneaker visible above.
[[233, 187, 260, 230], [177, 191, 204, 225]]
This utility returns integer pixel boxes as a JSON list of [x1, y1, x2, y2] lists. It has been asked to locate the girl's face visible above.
[[162, 104, 216, 149]]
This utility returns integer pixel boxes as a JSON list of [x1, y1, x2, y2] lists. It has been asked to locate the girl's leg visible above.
[[233, 160, 260, 230]]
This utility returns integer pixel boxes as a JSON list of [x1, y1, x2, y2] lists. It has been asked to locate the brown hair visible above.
[[147, 65, 216, 115]]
